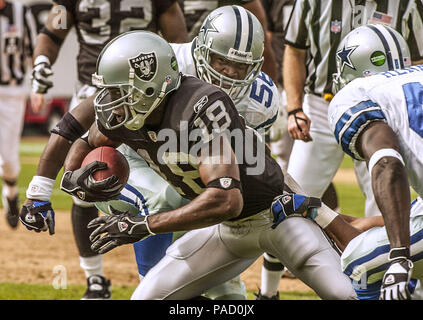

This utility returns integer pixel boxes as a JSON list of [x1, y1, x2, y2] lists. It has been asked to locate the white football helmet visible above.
[[332, 24, 411, 93], [193, 5, 264, 101]]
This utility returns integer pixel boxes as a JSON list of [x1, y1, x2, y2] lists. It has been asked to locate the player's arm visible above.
[[35, 95, 96, 179], [88, 133, 244, 254], [282, 45, 311, 142], [241, 0, 278, 82], [19, 96, 96, 235], [157, 1, 189, 43], [33, 3, 74, 66], [357, 121, 413, 300], [279, 167, 362, 251], [31, 3, 75, 109], [357, 121, 411, 249], [148, 137, 243, 233]]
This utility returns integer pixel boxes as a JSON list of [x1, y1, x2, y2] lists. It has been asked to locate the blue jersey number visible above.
[[403, 82, 423, 138], [250, 73, 274, 108]]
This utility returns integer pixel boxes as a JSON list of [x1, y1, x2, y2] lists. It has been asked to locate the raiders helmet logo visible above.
[[129, 52, 157, 81]]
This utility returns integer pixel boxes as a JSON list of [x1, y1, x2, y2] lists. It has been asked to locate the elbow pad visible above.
[[50, 112, 86, 143]]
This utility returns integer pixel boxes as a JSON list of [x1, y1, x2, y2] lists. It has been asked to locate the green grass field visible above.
[[0, 137, 416, 300]]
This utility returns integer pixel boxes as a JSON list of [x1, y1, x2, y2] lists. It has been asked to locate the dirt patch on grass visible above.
[[0, 209, 313, 295]]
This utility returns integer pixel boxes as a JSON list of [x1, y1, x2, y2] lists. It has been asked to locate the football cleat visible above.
[[81, 275, 112, 300], [254, 289, 280, 300], [3, 195, 19, 229]]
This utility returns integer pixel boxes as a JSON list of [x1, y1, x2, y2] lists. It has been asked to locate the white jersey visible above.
[[341, 197, 423, 299], [328, 65, 423, 197], [171, 40, 279, 131]]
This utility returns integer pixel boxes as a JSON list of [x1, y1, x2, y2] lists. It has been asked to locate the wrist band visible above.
[[288, 108, 303, 116], [368, 148, 404, 176], [34, 55, 51, 66], [313, 203, 339, 229], [26, 175, 56, 201]]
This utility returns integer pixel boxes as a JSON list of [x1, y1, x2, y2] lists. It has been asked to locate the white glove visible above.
[[380, 247, 414, 300], [31, 55, 54, 94]]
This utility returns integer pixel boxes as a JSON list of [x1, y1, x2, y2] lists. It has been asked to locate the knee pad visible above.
[[263, 253, 284, 271]]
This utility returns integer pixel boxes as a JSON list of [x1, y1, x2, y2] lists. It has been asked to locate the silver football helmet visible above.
[[92, 31, 181, 130], [193, 5, 264, 101], [332, 24, 411, 93]]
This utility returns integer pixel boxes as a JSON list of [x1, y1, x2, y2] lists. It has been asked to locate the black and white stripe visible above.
[[285, 0, 423, 96], [0, 2, 36, 86]]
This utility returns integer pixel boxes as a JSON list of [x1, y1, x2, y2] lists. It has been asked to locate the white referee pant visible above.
[[287, 93, 382, 217], [0, 87, 26, 181], [131, 210, 357, 300]]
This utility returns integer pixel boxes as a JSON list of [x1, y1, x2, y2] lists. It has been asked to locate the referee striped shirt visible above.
[[0, 1, 37, 86], [285, 0, 423, 96]]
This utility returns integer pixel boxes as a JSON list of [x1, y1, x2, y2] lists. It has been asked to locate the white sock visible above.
[[80, 255, 104, 278], [260, 253, 284, 297], [2, 183, 17, 200]]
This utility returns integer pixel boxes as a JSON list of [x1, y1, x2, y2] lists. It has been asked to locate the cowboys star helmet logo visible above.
[[200, 13, 222, 39], [129, 52, 157, 81], [336, 45, 358, 72]]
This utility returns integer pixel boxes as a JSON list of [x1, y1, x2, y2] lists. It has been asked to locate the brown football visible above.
[[81, 146, 129, 187]]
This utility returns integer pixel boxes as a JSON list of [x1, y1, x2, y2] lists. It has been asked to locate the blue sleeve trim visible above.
[[333, 100, 385, 159]]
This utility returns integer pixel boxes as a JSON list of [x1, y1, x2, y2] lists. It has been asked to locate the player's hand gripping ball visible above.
[[60, 146, 129, 202]]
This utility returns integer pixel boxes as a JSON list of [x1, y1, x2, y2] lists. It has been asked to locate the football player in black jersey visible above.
[[21, 31, 357, 300], [28, 0, 188, 300]]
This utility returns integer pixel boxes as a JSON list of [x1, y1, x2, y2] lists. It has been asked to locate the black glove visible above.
[[60, 161, 123, 202], [19, 200, 55, 235], [88, 211, 154, 254], [380, 247, 414, 300], [270, 192, 321, 228]]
